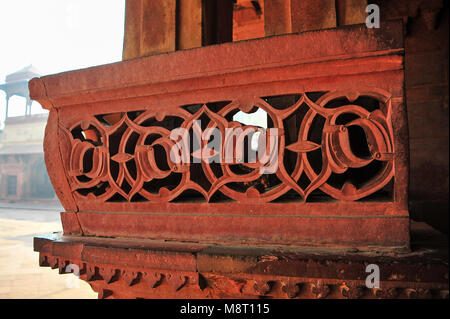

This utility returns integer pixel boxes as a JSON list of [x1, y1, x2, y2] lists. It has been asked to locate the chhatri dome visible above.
[[0, 65, 41, 118]]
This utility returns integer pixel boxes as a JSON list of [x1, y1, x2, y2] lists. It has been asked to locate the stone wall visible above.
[[373, 0, 449, 232]]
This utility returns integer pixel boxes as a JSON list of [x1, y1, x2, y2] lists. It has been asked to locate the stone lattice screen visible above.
[[29, 21, 409, 248]]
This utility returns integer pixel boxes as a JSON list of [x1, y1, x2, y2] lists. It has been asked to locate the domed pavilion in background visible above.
[[0, 65, 55, 201]]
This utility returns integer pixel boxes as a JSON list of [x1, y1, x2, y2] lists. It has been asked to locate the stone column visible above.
[[122, 0, 234, 59], [263, 0, 292, 36], [177, 0, 202, 50], [5, 95, 9, 118], [123, 0, 176, 59], [264, 0, 367, 36]]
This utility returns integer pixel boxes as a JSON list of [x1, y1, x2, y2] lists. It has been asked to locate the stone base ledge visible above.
[[34, 227, 448, 299]]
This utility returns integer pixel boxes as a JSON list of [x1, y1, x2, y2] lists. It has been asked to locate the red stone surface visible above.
[[370, 0, 449, 234], [34, 224, 448, 299], [30, 21, 410, 248]]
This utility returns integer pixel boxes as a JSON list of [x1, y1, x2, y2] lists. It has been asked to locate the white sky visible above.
[[0, 0, 125, 128]]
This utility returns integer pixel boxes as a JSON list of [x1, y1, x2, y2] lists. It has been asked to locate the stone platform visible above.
[[34, 221, 448, 299]]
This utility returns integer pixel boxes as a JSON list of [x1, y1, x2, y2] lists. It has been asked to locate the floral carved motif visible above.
[[62, 90, 395, 204]]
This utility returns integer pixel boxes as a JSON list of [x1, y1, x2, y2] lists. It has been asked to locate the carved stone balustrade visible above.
[[29, 21, 448, 299], [30, 21, 409, 248]]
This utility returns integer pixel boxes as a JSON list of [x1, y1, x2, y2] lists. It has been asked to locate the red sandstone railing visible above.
[[29, 21, 409, 248]]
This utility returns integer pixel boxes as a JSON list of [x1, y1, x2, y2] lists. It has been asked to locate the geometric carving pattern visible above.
[[63, 90, 394, 203]]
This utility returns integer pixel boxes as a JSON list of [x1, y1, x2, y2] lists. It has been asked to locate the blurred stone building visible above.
[[0, 66, 55, 201]]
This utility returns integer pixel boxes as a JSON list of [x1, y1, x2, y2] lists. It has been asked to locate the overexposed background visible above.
[[0, 0, 125, 127]]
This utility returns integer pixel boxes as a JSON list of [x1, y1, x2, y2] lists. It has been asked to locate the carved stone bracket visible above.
[[37, 251, 449, 299], [34, 233, 449, 299]]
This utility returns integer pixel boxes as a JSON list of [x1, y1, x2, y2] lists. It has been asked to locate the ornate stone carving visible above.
[[373, 287, 400, 299], [100, 267, 119, 284], [36, 250, 448, 299], [253, 280, 272, 296], [29, 20, 409, 248], [63, 91, 394, 204], [311, 280, 330, 299], [142, 272, 163, 288], [282, 280, 302, 298], [28, 21, 426, 300], [340, 282, 365, 299]]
